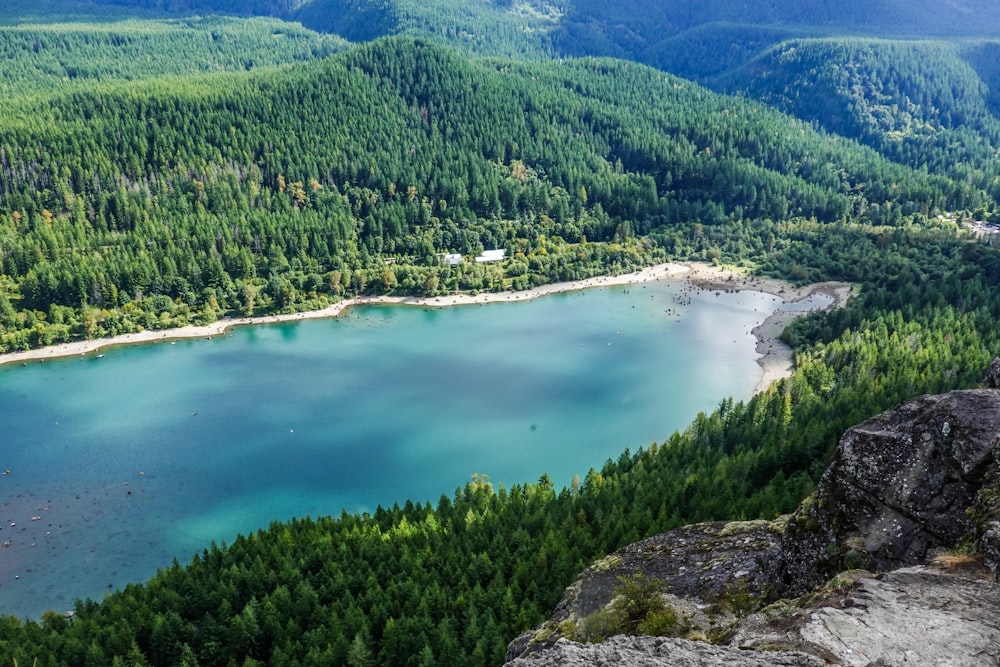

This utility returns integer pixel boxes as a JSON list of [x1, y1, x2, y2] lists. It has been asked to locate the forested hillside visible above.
[[0, 17, 345, 96], [10, 0, 1000, 139], [3, 4, 1000, 666], [718, 38, 1000, 214], [15, 0, 998, 195], [1, 37, 972, 352]]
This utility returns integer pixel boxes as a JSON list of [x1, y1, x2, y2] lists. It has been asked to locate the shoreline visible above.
[[679, 263, 853, 394], [0, 262, 853, 394], [0, 263, 687, 367]]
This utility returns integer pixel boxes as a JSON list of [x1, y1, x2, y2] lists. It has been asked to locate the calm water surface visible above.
[[0, 280, 825, 617]]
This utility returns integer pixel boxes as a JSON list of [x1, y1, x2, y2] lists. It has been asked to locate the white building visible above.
[[474, 249, 506, 263]]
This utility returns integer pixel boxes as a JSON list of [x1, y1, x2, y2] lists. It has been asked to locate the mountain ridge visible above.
[[3, 36, 975, 351]]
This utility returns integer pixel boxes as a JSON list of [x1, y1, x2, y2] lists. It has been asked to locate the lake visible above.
[[0, 279, 821, 618]]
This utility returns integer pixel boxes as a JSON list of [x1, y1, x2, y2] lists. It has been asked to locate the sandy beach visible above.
[[680, 263, 854, 393], [0, 261, 852, 393]]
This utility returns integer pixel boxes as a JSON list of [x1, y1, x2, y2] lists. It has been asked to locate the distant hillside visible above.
[[723, 39, 997, 142], [0, 17, 345, 96], [556, 0, 1000, 43], [714, 38, 1000, 209], [548, 1, 1000, 88], [0, 37, 975, 350], [9, 0, 1000, 58]]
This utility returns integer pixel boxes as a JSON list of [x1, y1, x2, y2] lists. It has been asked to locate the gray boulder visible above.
[[733, 567, 1000, 666], [776, 388, 1000, 595], [505, 635, 823, 667], [984, 357, 1000, 389]]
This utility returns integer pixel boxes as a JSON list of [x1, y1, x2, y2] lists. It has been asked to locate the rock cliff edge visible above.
[[506, 362, 1000, 666]]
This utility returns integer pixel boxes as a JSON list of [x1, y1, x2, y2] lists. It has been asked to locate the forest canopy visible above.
[[2, 8, 1000, 667], [0, 36, 981, 351]]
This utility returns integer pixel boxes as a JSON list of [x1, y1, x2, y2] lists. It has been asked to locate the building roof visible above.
[[474, 249, 506, 263]]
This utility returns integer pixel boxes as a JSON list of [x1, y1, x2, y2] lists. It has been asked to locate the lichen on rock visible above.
[[733, 567, 1000, 666], [773, 387, 1000, 596]]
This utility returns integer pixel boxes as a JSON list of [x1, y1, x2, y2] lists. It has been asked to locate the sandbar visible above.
[[680, 263, 853, 393], [0, 262, 853, 394]]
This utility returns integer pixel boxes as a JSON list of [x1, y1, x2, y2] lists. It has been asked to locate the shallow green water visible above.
[[0, 280, 823, 617]]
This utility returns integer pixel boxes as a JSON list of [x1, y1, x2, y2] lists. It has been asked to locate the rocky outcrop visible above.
[[776, 388, 1000, 595], [508, 565, 1000, 667], [506, 518, 786, 659], [733, 566, 1000, 666], [507, 366, 1000, 666], [505, 635, 823, 667]]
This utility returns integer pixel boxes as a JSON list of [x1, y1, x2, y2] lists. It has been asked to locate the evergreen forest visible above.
[[2, 2, 1000, 665]]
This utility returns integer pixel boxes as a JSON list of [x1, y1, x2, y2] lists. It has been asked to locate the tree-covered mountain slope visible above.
[[0, 17, 345, 96], [17, 0, 1000, 179], [716, 38, 1000, 210], [8, 10, 1000, 218], [1, 37, 973, 351]]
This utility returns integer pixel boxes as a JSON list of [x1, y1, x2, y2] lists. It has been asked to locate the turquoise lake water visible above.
[[0, 280, 824, 618]]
